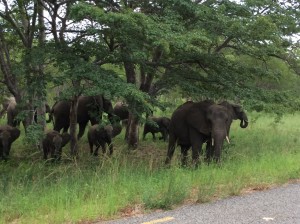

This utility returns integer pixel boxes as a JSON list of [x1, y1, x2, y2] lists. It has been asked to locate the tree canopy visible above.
[[1, 0, 299, 147]]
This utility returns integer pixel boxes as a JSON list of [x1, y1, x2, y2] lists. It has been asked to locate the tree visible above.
[[1, 0, 299, 151], [0, 0, 47, 138], [68, 0, 300, 146]]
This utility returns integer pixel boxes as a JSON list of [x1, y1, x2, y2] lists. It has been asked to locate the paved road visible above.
[[103, 182, 300, 224]]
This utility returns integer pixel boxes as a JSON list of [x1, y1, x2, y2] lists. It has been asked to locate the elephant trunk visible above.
[[239, 112, 248, 128], [212, 136, 224, 163], [211, 129, 226, 163]]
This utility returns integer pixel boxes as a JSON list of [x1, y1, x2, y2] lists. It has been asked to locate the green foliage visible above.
[[1, 0, 300, 148], [24, 124, 44, 146]]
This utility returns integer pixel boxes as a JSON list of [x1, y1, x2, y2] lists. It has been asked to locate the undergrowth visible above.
[[0, 113, 299, 223]]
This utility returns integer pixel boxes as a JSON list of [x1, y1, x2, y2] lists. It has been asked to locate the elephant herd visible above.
[[0, 96, 249, 166]]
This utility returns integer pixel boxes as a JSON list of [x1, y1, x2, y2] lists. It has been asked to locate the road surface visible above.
[[102, 182, 300, 224]]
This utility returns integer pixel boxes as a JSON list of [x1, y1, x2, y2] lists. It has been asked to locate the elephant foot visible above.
[[93, 152, 99, 156], [0, 157, 8, 161]]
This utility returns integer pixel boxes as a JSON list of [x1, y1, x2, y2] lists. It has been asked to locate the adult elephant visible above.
[[0, 125, 21, 160], [47, 95, 114, 139], [143, 116, 171, 141], [165, 100, 248, 166]]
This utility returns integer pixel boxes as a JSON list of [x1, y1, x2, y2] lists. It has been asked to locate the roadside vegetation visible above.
[[1, 1, 300, 223], [0, 112, 299, 224]]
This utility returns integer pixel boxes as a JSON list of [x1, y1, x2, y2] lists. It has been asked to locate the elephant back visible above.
[[52, 100, 71, 116], [0, 124, 21, 142]]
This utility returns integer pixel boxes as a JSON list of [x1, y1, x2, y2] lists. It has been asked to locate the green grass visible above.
[[0, 113, 300, 223]]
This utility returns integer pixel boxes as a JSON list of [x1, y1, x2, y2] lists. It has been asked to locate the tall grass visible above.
[[0, 113, 299, 223]]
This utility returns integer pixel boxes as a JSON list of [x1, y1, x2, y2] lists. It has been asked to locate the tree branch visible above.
[[214, 36, 233, 53], [0, 4, 28, 46]]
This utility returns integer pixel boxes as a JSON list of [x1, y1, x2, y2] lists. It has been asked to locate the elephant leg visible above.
[[142, 129, 147, 140], [77, 121, 88, 139], [159, 131, 164, 141], [108, 143, 113, 155], [152, 132, 156, 140], [180, 145, 189, 167], [43, 148, 48, 160], [160, 129, 167, 141], [55, 147, 62, 161], [50, 147, 56, 160], [205, 141, 214, 164], [101, 143, 107, 154], [93, 145, 100, 156], [0, 146, 4, 159], [88, 141, 94, 155], [189, 131, 204, 167], [6, 143, 12, 156], [106, 138, 113, 155]]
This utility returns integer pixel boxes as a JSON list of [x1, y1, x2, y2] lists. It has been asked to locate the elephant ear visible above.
[[219, 101, 240, 119], [231, 104, 243, 119], [0, 130, 11, 141], [10, 128, 21, 141], [186, 102, 212, 136]]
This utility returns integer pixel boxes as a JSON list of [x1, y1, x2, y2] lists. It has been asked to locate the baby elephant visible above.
[[42, 130, 71, 161], [0, 124, 21, 160], [143, 116, 171, 141], [88, 122, 122, 156]]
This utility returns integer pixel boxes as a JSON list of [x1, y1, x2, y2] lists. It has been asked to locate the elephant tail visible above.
[[165, 133, 177, 165]]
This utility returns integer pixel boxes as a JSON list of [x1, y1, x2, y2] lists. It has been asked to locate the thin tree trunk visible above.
[[0, 27, 22, 101], [36, 0, 46, 150], [69, 95, 79, 157], [127, 113, 139, 148]]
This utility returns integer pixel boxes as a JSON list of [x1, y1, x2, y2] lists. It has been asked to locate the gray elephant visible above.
[[143, 116, 171, 141], [87, 117, 122, 156], [113, 102, 129, 120], [47, 95, 114, 139], [42, 130, 71, 161], [0, 125, 21, 160], [6, 96, 51, 127], [165, 100, 248, 166]]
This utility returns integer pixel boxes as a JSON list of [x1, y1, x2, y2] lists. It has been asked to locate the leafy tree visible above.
[[0, 0, 47, 140], [68, 0, 300, 146], [1, 0, 299, 151]]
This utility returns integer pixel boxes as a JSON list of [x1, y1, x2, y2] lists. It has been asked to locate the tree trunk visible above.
[[123, 60, 140, 147], [69, 95, 79, 157], [37, 0, 46, 131], [127, 112, 139, 148], [0, 27, 22, 102]]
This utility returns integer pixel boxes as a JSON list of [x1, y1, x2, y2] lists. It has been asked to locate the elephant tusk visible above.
[[211, 138, 214, 146], [226, 136, 230, 144]]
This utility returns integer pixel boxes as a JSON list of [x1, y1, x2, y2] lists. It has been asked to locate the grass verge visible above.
[[0, 113, 299, 223]]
